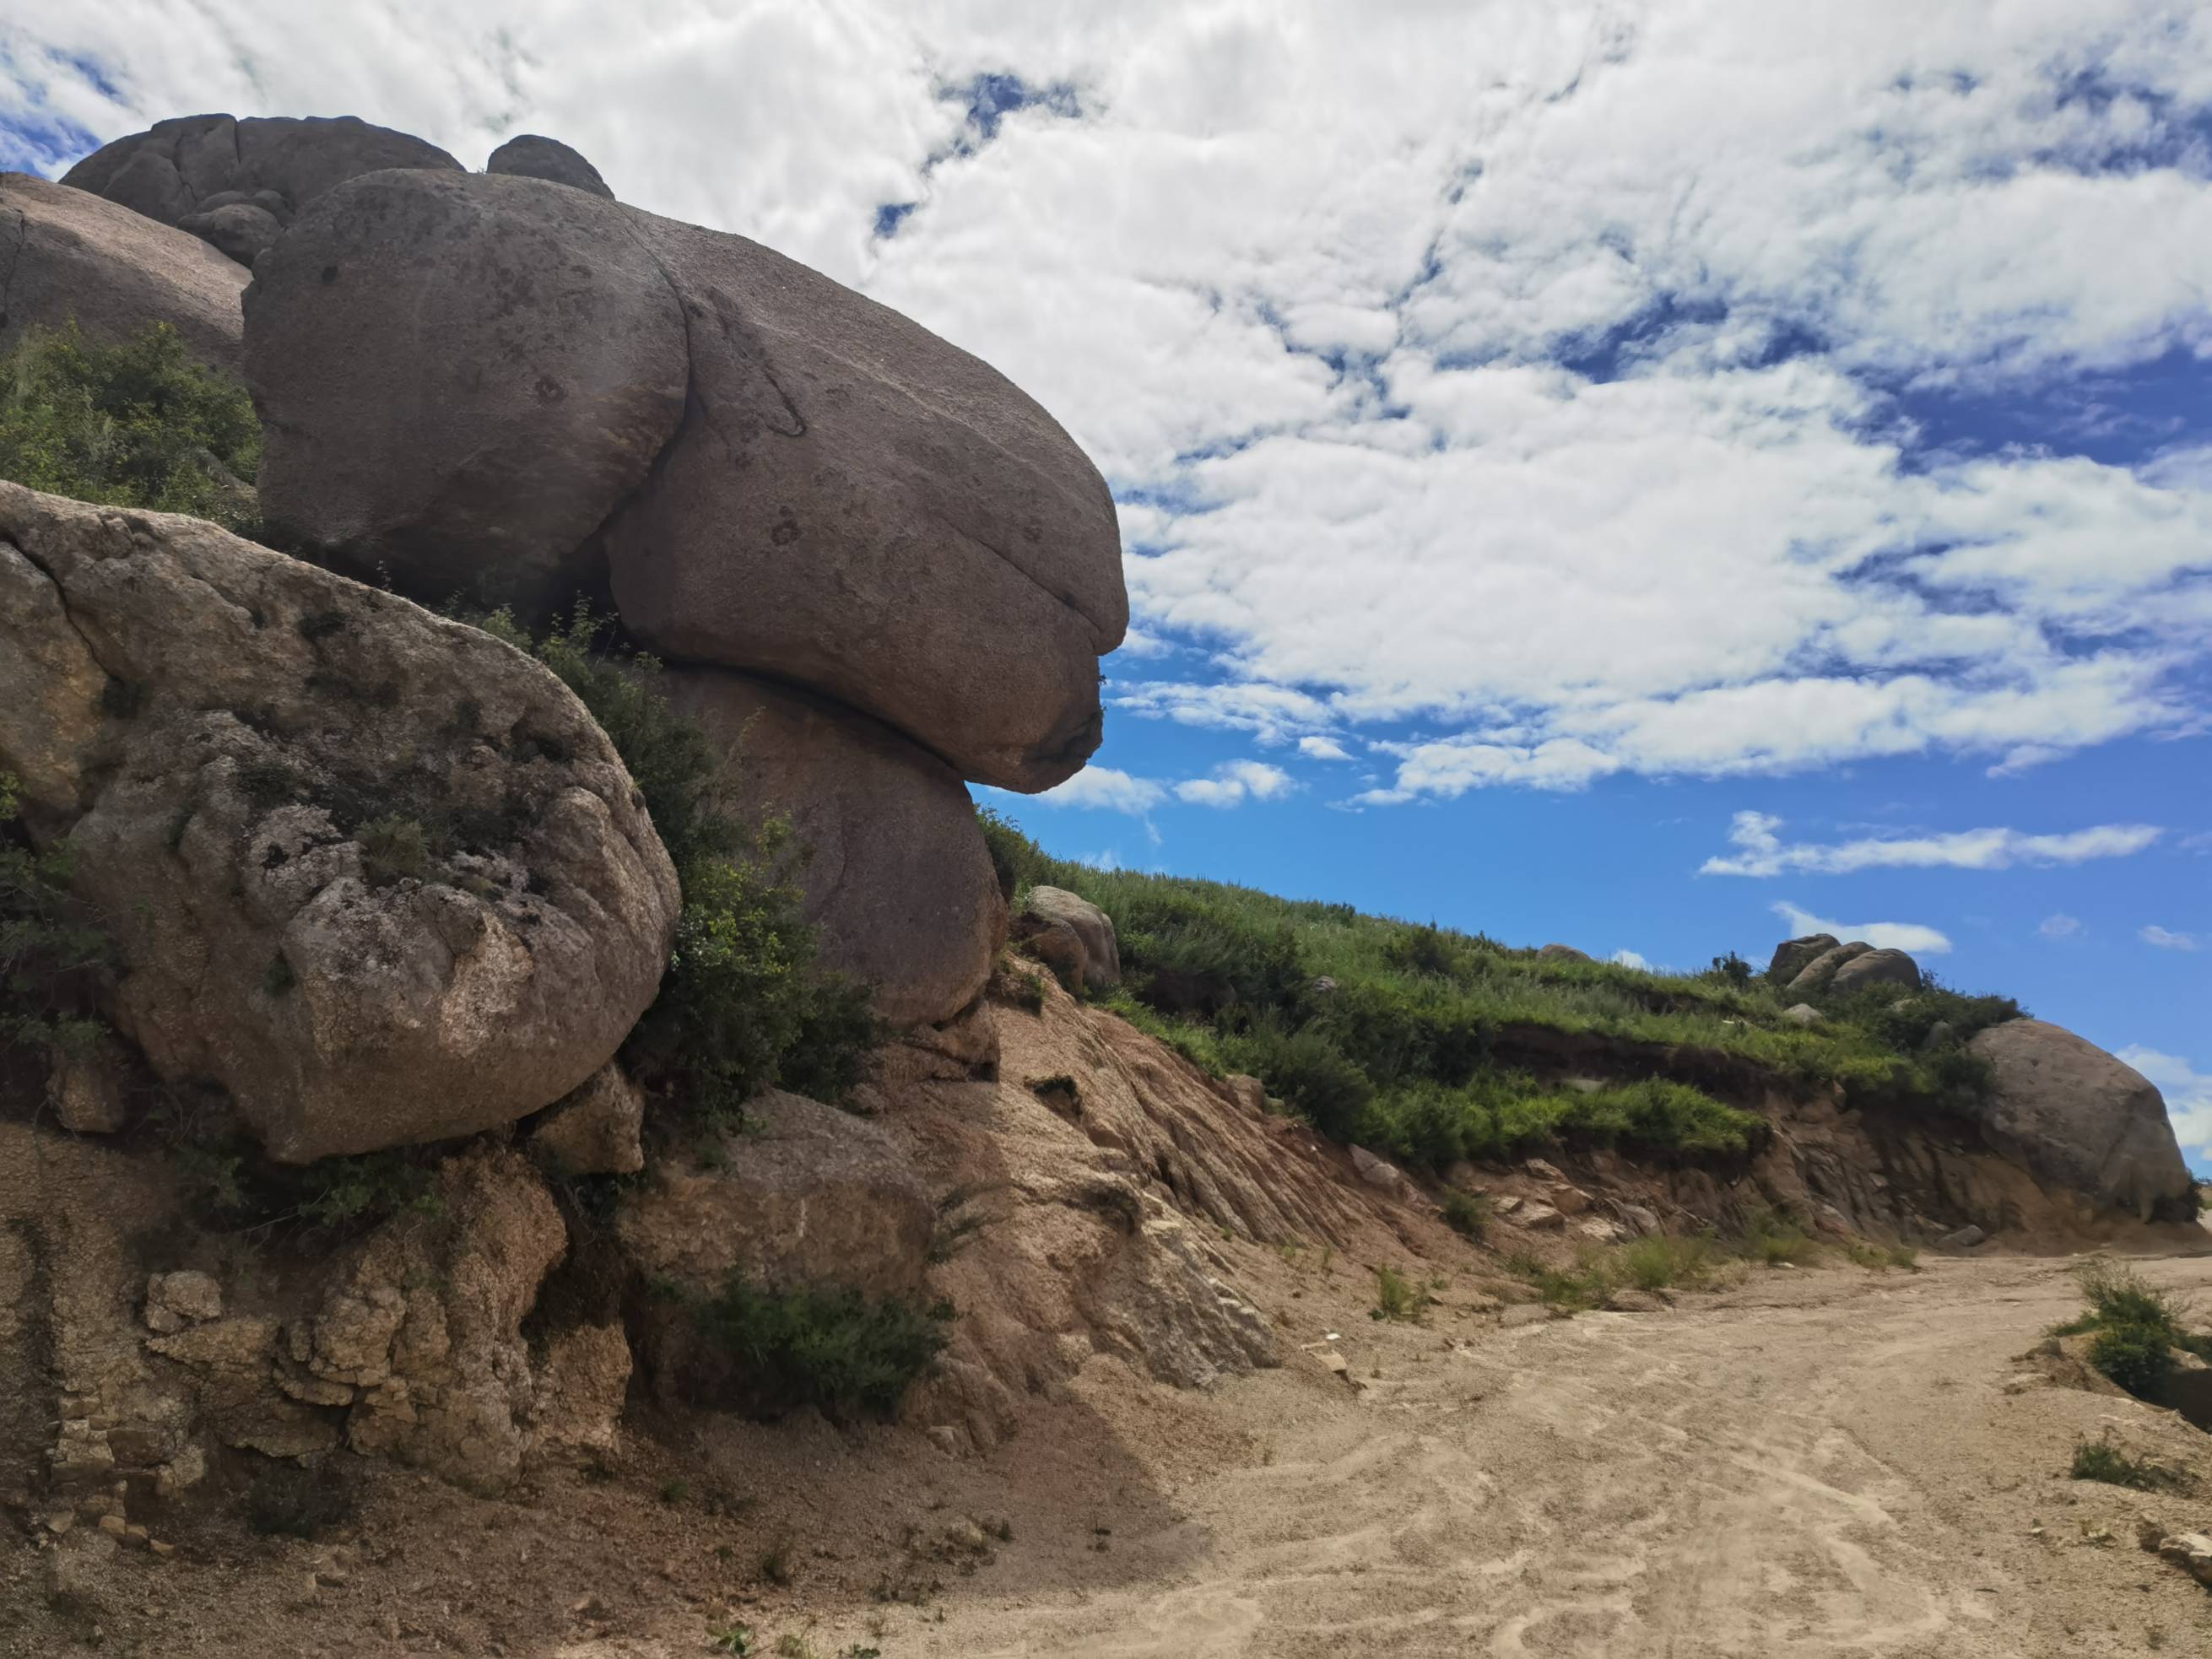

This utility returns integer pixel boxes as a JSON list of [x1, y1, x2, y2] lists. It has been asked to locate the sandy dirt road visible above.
[[792, 1248, 2212, 1659]]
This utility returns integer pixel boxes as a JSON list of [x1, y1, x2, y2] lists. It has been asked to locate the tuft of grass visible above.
[[0, 321, 262, 532], [1847, 1240, 1920, 1272], [708, 1624, 756, 1656], [1440, 1189, 1491, 1240], [1371, 1265, 1433, 1323], [356, 813, 430, 886], [1733, 1205, 1821, 1267], [691, 1278, 951, 1420], [2069, 1435, 2188, 1492], [1614, 1233, 1722, 1291]]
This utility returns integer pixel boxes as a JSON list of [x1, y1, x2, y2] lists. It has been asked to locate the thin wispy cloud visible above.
[[2038, 914, 2085, 940], [2140, 925, 2200, 951], [1702, 812, 2164, 878], [1771, 901, 1951, 957], [1024, 759, 1296, 815]]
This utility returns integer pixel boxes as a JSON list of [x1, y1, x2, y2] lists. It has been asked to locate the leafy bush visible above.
[[1733, 1204, 1821, 1267], [0, 322, 261, 532], [1614, 1233, 1721, 1291], [0, 773, 111, 1060], [2090, 1322, 2175, 1401], [1440, 1189, 1490, 1240], [1220, 1019, 1372, 1141], [483, 608, 875, 1115], [690, 1277, 950, 1419]]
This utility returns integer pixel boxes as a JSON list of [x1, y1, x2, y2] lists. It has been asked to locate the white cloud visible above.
[[1771, 901, 1952, 957], [1297, 735, 1354, 761], [2140, 925, 2201, 951], [1610, 948, 1650, 970], [1020, 758, 1294, 813], [1702, 811, 2163, 878], [17, 4, 2212, 786], [1030, 766, 1166, 813], [1176, 759, 1295, 808], [2116, 1046, 2212, 1165], [2038, 914, 2085, 940], [1075, 849, 1122, 871]]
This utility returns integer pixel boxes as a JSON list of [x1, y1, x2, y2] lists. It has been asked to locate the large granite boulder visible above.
[[660, 668, 1004, 1026], [61, 113, 461, 264], [486, 133, 612, 197], [0, 484, 679, 1161], [245, 171, 688, 610], [1966, 1019, 2195, 1222], [242, 167, 1127, 791], [0, 174, 247, 370], [1012, 885, 1121, 993], [1767, 933, 1837, 983], [1830, 947, 1921, 994]]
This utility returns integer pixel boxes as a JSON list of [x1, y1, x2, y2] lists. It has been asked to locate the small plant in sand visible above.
[[1371, 1265, 1433, 1322], [2069, 1435, 2188, 1493]]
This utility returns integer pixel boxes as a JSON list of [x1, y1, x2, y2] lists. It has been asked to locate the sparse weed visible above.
[[1371, 1265, 1433, 1323], [2069, 1435, 2188, 1492], [1440, 1190, 1491, 1240]]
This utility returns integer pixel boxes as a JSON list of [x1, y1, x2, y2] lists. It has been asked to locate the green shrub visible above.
[[1440, 1189, 1490, 1240], [2069, 1435, 2187, 1492], [0, 322, 261, 532], [482, 608, 876, 1114], [690, 1278, 950, 1419], [976, 805, 1052, 900], [1220, 1019, 1372, 1140], [1614, 1233, 1720, 1291], [0, 773, 112, 1060], [356, 814, 430, 886], [2090, 1322, 2174, 1402]]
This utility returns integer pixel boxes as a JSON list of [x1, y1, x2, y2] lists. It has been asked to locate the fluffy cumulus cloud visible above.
[[1771, 901, 1952, 956], [2117, 1046, 2212, 1163], [1610, 948, 1651, 970], [1021, 759, 1293, 814], [1701, 812, 2164, 877], [11, 3, 2212, 794]]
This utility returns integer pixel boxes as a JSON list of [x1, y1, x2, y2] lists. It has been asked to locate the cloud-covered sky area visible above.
[[7, 1, 2208, 1165]]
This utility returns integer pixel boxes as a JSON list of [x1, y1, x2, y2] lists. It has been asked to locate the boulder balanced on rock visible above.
[[659, 668, 1007, 1026], [0, 484, 679, 1161], [244, 168, 1127, 792]]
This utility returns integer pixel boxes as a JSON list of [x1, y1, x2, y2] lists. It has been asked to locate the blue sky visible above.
[[5, 2, 2208, 1166]]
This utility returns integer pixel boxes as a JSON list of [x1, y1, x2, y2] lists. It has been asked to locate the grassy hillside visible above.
[[982, 808, 2022, 1173]]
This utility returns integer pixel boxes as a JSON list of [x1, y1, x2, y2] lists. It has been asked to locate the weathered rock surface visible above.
[[0, 173, 248, 369], [175, 199, 284, 264], [529, 1062, 646, 1176], [1966, 1019, 2194, 1222], [0, 485, 679, 1160], [1830, 948, 1921, 993], [243, 168, 1127, 790], [1781, 1002, 1824, 1027], [1011, 884, 1121, 994], [246, 171, 690, 610], [1787, 940, 1870, 992], [661, 669, 1004, 1025], [619, 1090, 933, 1305], [294, 1145, 617, 1486], [47, 1040, 132, 1134], [619, 1090, 935, 1401], [61, 113, 461, 262], [486, 133, 613, 197], [1536, 943, 1593, 963], [1767, 933, 1837, 983]]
